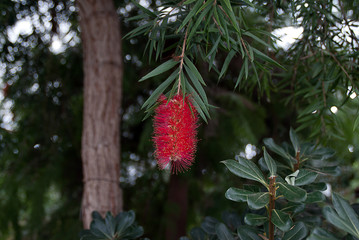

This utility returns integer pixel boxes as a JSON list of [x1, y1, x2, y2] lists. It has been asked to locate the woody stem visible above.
[[268, 176, 276, 240]]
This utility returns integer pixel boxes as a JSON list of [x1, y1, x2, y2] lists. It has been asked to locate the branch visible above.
[[177, 28, 189, 94]]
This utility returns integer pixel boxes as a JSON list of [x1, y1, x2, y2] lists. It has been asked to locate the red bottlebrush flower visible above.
[[153, 94, 199, 174]]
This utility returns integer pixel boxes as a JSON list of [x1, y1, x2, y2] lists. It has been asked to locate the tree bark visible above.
[[77, 0, 123, 228], [165, 174, 188, 239]]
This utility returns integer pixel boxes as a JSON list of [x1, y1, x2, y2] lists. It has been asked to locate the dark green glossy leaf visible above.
[[225, 188, 269, 209], [324, 193, 359, 238], [215, 223, 234, 240], [225, 188, 253, 202], [263, 138, 293, 168], [307, 227, 339, 240], [263, 147, 277, 177], [283, 222, 308, 240], [222, 158, 267, 186], [237, 226, 262, 240], [310, 182, 327, 191], [201, 216, 219, 235], [289, 127, 300, 154], [277, 182, 307, 202], [271, 209, 293, 232], [281, 202, 305, 215], [295, 169, 318, 186], [244, 213, 267, 226], [190, 227, 206, 240], [305, 191, 325, 204]]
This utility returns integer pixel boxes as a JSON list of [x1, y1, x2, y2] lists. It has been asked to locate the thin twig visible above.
[[177, 28, 189, 94], [240, 38, 252, 61], [329, 51, 355, 88]]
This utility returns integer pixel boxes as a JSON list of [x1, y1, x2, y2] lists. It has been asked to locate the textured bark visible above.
[[165, 174, 188, 239], [77, 0, 123, 228]]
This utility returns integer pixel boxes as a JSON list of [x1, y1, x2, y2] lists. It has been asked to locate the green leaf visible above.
[[141, 69, 178, 109], [219, 49, 236, 79], [184, 64, 208, 105], [304, 191, 325, 204], [263, 147, 277, 177], [139, 59, 178, 82], [323, 193, 359, 238], [323, 206, 359, 238], [215, 223, 234, 240], [244, 214, 267, 226], [177, 0, 202, 32], [281, 202, 305, 215], [243, 31, 271, 48], [307, 227, 339, 240], [219, 0, 240, 33], [271, 209, 293, 232], [295, 169, 318, 186], [285, 170, 299, 185], [190, 227, 206, 240], [186, 82, 210, 120], [252, 47, 284, 69], [277, 182, 307, 202], [201, 217, 219, 235], [263, 138, 293, 168], [225, 188, 269, 209], [247, 192, 270, 210], [222, 158, 267, 186], [225, 188, 252, 202], [289, 127, 300, 154], [237, 226, 262, 240], [283, 222, 308, 240], [184, 56, 206, 85], [131, 0, 157, 17], [353, 115, 359, 131], [310, 182, 327, 191]]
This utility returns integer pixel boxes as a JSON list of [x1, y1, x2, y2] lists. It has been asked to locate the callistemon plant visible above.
[[153, 94, 199, 174]]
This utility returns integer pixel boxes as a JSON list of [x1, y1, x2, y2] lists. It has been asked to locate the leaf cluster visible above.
[[126, 0, 282, 121], [80, 211, 147, 240]]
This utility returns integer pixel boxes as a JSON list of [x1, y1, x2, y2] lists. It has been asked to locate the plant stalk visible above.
[[268, 176, 276, 240]]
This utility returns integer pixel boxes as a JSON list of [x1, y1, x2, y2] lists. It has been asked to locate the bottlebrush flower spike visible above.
[[153, 94, 199, 174]]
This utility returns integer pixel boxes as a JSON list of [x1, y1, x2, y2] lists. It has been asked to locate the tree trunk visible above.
[[77, 0, 123, 228], [165, 174, 188, 239]]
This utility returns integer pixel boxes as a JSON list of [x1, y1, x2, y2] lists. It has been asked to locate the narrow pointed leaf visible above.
[[184, 57, 206, 85], [219, 49, 236, 79], [139, 59, 178, 82], [142, 69, 178, 109]]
